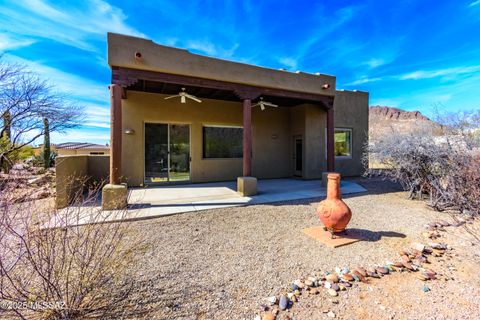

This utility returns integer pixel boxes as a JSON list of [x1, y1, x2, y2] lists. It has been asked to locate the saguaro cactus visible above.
[[43, 118, 51, 169]]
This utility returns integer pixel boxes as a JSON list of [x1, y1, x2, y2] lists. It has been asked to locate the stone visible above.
[[376, 267, 389, 275], [402, 261, 413, 270], [367, 271, 380, 278], [437, 220, 450, 227], [422, 285, 431, 293], [326, 274, 339, 283], [267, 296, 277, 305], [237, 176, 257, 196], [331, 283, 340, 291], [354, 267, 367, 277], [279, 295, 288, 311], [327, 311, 336, 318], [282, 316, 292, 320], [294, 290, 300, 296], [342, 281, 352, 287], [352, 270, 366, 282], [255, 315, 261, 320], [262, 314, 275, 320], [310, 288, 319, 295], [338, 284, 347, 291], [327, 288, 338, 296], [342, 273, 354, 281], [291, 284, 299, 291], [429, 243, 447, 250], [410, 242, 425, 252], [305, 279, 314, 287], [324, 281, 332, 289]]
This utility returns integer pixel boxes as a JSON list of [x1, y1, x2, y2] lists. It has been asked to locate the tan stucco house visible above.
[[104, 33, 368, 203]]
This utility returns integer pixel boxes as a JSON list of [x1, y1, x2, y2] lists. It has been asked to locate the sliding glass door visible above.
[[145, 123, 190, 184]]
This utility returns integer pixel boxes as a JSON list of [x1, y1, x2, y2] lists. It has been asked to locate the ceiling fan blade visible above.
[[263, 102, 279, 108], [181, 96, 186, 103], [260, 104, 265, 111], [164, 95, 179, 100], [251, 102, 260, 108], [185, 94, 202, 103]]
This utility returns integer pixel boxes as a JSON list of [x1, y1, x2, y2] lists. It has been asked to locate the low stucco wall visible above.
[[55, 155, 110, 208]]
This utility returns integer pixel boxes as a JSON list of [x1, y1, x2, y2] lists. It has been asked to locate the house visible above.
[[103, 33, 368, 207], [34, 142, 109, 156]]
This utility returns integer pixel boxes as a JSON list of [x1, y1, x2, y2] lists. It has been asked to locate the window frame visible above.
[[202, 125, 244, 159], [325, 127, 353, 159]]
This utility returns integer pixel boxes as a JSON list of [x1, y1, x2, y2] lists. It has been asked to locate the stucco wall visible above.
[[108, 33, 336, 97], [55, 155, 110, 208], [333, 90, 369, 176], [55, 155, 88, 208], [121, 91, 292, 186], [57, 148, 109, 156]]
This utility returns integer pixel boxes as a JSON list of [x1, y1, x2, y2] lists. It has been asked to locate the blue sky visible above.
[[1, 0, 479, 145]]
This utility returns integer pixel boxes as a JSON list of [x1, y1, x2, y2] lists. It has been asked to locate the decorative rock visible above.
[[279, 295, 288, 311], [294, 290, 300, 296], [262, 314, 275, 320], [291, 284, 299, 291], [342, 273, 354, 281], [422, 285, 431, 292], [402, 262, 414, 271], [437, 220, 450, 227], [305, 279, 314, 287], [267, 296, 277, 305], [354, 267, 367, 277], [282, 316, 292, 320], [327, 311, 336, 318], [324, 281, 332, 289], [310, 288, 320, 295], [410, 242, 425, 252], [376, 267, 389, 275], [416, 273, 429, 281], [255, 315, 261, 320], [352, 270, 366, 282], [338, 284, 347, 291], [327, 288, 338, 296], [342, 281, 352, 287], [367, 271, 380, 278], [326, 274, 339, 283], [429, 243, 447, 250], [331, 283, 340, 291]]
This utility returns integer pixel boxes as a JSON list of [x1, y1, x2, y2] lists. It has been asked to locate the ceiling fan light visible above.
[[181, 96, 186, 103]]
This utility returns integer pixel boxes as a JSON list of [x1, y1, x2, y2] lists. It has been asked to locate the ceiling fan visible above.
[[252, 97, 278, 111], [164, 87, 202, 104]]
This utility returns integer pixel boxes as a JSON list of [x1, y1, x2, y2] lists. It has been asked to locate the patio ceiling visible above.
[[112, 66, 334, 108]]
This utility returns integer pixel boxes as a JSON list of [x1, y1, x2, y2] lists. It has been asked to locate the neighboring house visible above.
[[44, 142, 110, 156], [106, 33, 368, 191]]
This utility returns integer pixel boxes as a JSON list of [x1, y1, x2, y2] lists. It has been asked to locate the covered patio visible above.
[[127, 178, 366, 219]]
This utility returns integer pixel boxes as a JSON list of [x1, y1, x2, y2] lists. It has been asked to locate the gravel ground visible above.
[[128, 178, 479, 319]]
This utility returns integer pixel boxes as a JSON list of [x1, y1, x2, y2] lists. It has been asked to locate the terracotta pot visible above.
[[316, 173, 352, 233]]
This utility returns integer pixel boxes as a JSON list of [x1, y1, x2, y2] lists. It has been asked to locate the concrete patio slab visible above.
[[51, 178, 367, 226], [127, 178, 366, 219]]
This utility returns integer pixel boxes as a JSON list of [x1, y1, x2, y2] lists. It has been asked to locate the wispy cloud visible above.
[[185, 40, 239, 59], [0, 33, 36, 51], [278, 57, 298, 70], [399, 65, 480, 80], [346, 77, 383, 85], [0, 0, 143, 52], [470, 0, 480, 7]]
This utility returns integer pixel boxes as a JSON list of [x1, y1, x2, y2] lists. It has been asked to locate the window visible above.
[[203, 126, 243, 158], [89, 152, 105, 155], [334, 128, 352, 157]]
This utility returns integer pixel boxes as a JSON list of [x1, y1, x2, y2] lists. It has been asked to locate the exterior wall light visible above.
[[134, 51, 142, 61], [124, 128, 135, 135], [322, 83, 331, 89]]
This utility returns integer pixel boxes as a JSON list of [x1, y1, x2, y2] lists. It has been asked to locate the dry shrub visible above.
[[0, 179, 150, 319], [364, 110, 480, 213]]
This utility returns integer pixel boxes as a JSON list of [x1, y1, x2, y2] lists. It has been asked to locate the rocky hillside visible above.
[[369, 106, 438, 139]]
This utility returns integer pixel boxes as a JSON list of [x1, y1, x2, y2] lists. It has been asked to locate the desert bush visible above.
[[364, 111, 480, 213], [0, 179, 150, 319]]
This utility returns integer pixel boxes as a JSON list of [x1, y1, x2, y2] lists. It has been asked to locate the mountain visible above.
[[369, 106, 438, 139]]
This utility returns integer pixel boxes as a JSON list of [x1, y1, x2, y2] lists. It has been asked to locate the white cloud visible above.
[[278, 57, 298, 70], [185, 40, 239, 59], [346, 77, 383, 85], [365, 58, 387, 69], [0, 0, 144, 52], [470, 0, 480, 7], [0, 33, 36, 51], [399, 65, 480, 80]]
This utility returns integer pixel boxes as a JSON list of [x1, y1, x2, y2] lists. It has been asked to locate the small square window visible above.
[[334, 128, 352, 157]]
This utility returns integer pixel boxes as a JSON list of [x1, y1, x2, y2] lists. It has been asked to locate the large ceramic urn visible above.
[[316, 173, 352, 233]]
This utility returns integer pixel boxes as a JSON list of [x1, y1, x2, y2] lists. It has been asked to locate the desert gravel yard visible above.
[[129, 178, 479, 319]]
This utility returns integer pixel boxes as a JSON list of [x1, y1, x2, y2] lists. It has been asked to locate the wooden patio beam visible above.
[[112, 67, 333, 108]]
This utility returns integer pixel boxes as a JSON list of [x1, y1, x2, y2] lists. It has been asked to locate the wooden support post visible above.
[[109, 84, 122, 184], [326, 107, 335, 172], [243, 98, 252, 177]]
